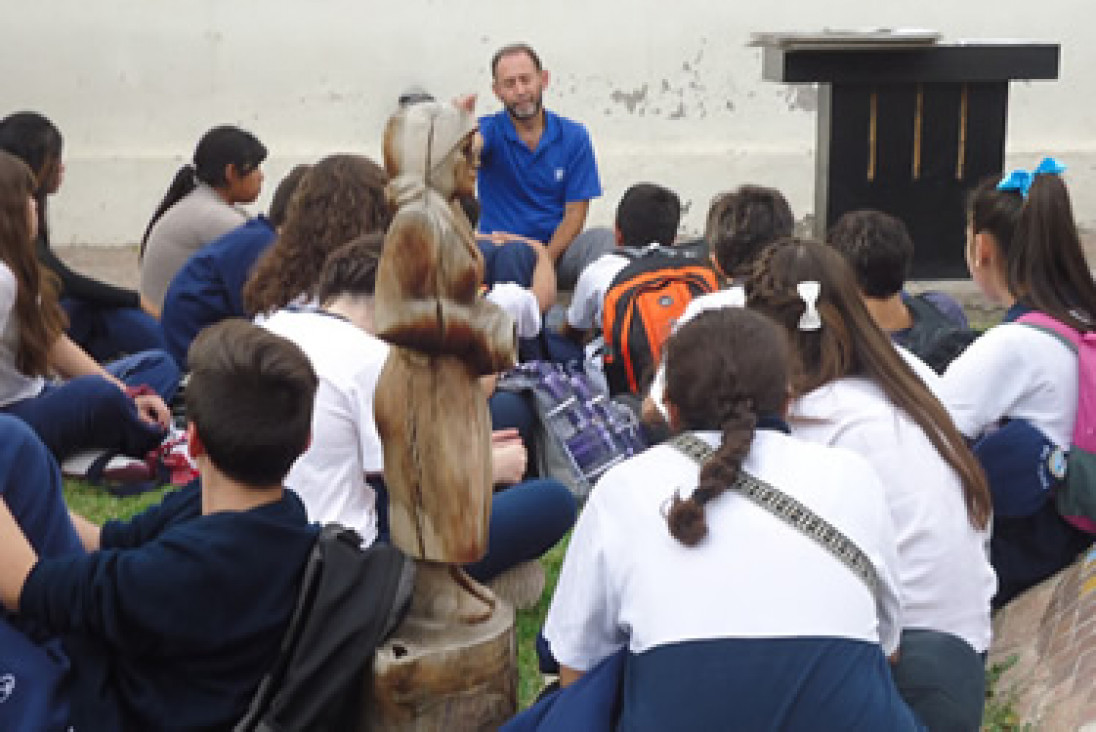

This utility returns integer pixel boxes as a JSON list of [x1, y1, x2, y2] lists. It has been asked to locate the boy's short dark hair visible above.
[[186, 319, 318, 486], [317, 232, 385, 304], [706, 185, 794, 278], [267, 164, 312, 228], [827, 209, 913, 298], [615, 182, 681, 247]]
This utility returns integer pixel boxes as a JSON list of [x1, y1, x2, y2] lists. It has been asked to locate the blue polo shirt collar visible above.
[[500, 110, 562, 156]]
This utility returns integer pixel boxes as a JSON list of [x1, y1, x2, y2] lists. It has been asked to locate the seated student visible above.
[[160, 164, 310, 369], [243, 154, 389, 319], [0, 112, 166, 362], [140, 125, 267, 314], [745, 238, 994, 732], [538, 308, 918, 730], [561, 182, 682, 344], [642, 184, 794, 423], [0, 151, 177, 462], [939, 162, 1096, 607], [827, 209, 976, 373], [0, 319, 321, 731], [263, 235, 576, 586]]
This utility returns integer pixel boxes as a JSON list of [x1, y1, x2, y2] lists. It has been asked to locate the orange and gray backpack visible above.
[[1018, 311, 1096, 534], [601, 246, 718, 396]]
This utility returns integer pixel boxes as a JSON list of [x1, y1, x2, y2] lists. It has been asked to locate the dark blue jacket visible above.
[[20, 483, 318, 731], [160, 217, 277, 369]]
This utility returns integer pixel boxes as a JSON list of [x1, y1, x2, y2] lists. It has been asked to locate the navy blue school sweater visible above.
[[19, 482, 319, 732], [160, 216, 277, 369]]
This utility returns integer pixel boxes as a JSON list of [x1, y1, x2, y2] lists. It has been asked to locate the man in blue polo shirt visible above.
[[478, 43, 602, 290]]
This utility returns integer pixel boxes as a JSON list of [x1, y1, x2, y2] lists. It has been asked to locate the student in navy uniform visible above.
[[541, 308, 918, 731], [0, 112, 166, 361], [0, 319, 321, 731], [160, 164, 310, 369], [475, 43, 602, 290], [827, 209, 976, 373], [939, 160, 1096, 607]]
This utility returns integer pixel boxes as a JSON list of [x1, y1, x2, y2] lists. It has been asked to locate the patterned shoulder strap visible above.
[[669, 432, 880, 597]]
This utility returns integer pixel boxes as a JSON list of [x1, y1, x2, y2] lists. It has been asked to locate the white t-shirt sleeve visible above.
[[939, 325, 1044, 439], [542, 494, 627, 671], [566, 264, 606, 332]]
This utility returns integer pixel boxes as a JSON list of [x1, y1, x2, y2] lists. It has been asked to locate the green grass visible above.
[[64, 478, 172, 524], [515, 533, 569, 707], [982, 655, 1031, 732]]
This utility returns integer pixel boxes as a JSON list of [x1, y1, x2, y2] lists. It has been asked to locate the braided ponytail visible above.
[[662, 308, 790, 547]]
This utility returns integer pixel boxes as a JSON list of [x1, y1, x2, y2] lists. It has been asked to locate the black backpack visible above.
[[601, 246, 718, 395], [899, 294, 979, 373], [234, 524, 414, 732]]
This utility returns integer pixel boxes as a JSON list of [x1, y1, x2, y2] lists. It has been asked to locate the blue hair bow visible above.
[[997, 157, 1066, 197]]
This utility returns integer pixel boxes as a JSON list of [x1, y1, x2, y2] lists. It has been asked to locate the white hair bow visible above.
[[797, 281, 822, 331]]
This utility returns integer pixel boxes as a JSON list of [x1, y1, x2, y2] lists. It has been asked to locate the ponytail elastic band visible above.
[[997, 157, 1066, 198], [796, 281, 822, 331]]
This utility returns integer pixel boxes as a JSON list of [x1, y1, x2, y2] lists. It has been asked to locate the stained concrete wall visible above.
[[3, 0, 1094, 245]]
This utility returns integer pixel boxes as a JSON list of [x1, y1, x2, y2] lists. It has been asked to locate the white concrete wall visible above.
[[3, 0, 1094, 245]]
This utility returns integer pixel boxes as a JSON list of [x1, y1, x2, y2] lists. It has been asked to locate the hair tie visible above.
[[796, 281, 822, 331], [997, 157, 1066, 198]]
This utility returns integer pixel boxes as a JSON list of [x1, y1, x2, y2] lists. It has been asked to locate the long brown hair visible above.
[[0, 112, 63, 246], [663, 308, 790, 546], [970, 175, 1096, 332], [745, 238, 991, 530], [243, 154, 389, 316], [0, 151, 66, 375]]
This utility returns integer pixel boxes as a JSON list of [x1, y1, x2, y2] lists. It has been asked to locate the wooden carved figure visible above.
[[373, 100, 516, 624]]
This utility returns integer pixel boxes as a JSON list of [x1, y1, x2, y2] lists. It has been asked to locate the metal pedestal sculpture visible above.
[[366, 100, 518, 730]]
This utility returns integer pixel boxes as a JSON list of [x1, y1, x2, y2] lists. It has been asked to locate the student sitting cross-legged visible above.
[[524, 308, 918, 731], [0, 319, 322, 731]]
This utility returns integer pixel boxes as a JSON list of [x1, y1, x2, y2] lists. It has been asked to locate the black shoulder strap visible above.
[[669, 433, 879, 597], [234, 524, 414, 732]]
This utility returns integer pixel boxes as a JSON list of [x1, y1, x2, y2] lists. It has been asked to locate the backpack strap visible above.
[[1017, 312, 1082, 354], [668, 432, 880, 598]]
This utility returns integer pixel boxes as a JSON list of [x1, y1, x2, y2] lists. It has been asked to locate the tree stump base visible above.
[[366, 599, 517, 730]]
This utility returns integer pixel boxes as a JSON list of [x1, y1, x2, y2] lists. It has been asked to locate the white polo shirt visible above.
[[939, 321, 1078, 446], [566, 252, 630, 331], [791, 376, 996, 652], [262, 308, 389, 544], [0, 263, 45, 406], [544, 429, 903, 671]]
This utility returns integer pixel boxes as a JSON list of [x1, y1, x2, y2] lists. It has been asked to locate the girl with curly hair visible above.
[[243, 154, 389, 317]]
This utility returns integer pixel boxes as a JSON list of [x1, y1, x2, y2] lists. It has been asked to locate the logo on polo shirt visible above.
[[555, 168, 565, 182], [0, 674, 14, 704]]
